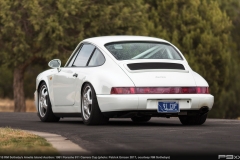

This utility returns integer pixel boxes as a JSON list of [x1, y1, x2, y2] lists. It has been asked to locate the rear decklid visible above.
[[117, 60, 196, 87]]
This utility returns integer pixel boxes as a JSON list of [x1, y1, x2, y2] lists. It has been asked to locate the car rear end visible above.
[[97, 39, 214, 124], [99, 60, 213, 117]]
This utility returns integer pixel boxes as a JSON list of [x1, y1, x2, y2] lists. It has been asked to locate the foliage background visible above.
[[0, 0, 239, 118]]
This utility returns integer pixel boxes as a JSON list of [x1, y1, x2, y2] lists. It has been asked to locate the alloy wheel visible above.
[[82, 86, 92, 120], [39, 85, 48, 117]]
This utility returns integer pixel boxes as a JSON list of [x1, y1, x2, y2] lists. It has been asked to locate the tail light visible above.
[[110, 87, 209, 94], [110, 87, 136, 94]]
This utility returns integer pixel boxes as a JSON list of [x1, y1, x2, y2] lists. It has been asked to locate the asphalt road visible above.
[[0, 112, 240, 159]]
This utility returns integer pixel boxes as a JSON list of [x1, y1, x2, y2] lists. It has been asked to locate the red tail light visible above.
[[196, 87, 209, 94], [110, 87, 135, 94], [110, 87, 209, 94]]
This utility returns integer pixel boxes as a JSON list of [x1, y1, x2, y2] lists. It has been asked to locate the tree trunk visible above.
[[13, 67, 26, 112]]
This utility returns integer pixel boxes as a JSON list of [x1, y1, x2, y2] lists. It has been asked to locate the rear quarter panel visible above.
[[191, 71, 209, 86], [74, 51, 136, 96]]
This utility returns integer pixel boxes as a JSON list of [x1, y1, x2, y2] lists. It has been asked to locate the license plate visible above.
[[158, 101, 179, 113]]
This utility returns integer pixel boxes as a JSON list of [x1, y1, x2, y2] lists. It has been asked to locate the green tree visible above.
[[0, 67, 13, 98], [79, 0, 149, 37], [218, 0, 240, 118], [146, 0, 234, 118], [0, 0, 80, 111]]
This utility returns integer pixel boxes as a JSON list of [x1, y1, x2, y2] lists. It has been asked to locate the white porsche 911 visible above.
[[34, 36, 214, 125]]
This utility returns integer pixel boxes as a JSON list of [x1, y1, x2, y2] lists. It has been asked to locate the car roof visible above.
[[82, 36, 169, 46]]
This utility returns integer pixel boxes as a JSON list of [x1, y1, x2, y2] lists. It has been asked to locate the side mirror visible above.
[[48, 59, 61, 72]]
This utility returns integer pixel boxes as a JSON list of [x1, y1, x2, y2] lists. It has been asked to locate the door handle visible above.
[[73, 73, 78, 77]]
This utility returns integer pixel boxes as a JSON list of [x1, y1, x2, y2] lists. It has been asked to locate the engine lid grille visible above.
[[127, 62, 185, 70]]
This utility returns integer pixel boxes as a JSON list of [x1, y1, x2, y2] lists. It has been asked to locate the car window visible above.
[[65, 44, 82, 67], [88, 49, 105, 66], [105, 42, 182, 60], [67, 50, 79, 67], [73, 44, 95, 67]]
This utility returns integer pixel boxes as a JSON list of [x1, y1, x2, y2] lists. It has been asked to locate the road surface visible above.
[[0, 112, 239, 159]]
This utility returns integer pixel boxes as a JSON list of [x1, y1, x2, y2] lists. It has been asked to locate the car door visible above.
[[52, 43, 95, 106]]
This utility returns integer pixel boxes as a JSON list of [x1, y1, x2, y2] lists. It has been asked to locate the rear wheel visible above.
[[38, 82, 60, 122], [179, 113, 208, 125], [81, 83, 109, 125], [131, 116, 151, 123]]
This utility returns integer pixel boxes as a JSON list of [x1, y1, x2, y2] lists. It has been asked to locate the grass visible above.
[[0, 99, 36, 112], [0, 127, 59, 155]]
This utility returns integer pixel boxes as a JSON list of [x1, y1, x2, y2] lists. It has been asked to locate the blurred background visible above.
[[0, 0, 239, 118]]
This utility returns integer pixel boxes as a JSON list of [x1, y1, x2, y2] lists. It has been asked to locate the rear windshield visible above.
[[105, 42, 182, 60]]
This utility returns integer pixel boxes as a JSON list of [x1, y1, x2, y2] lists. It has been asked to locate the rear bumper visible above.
[[97, 94, 214, 112]]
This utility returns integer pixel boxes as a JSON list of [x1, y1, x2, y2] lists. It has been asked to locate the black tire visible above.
[[131, 116, 151, 123], [81, 83, 109, 125], [38, 82, 60, 122], [179, 113, 208, 125]]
